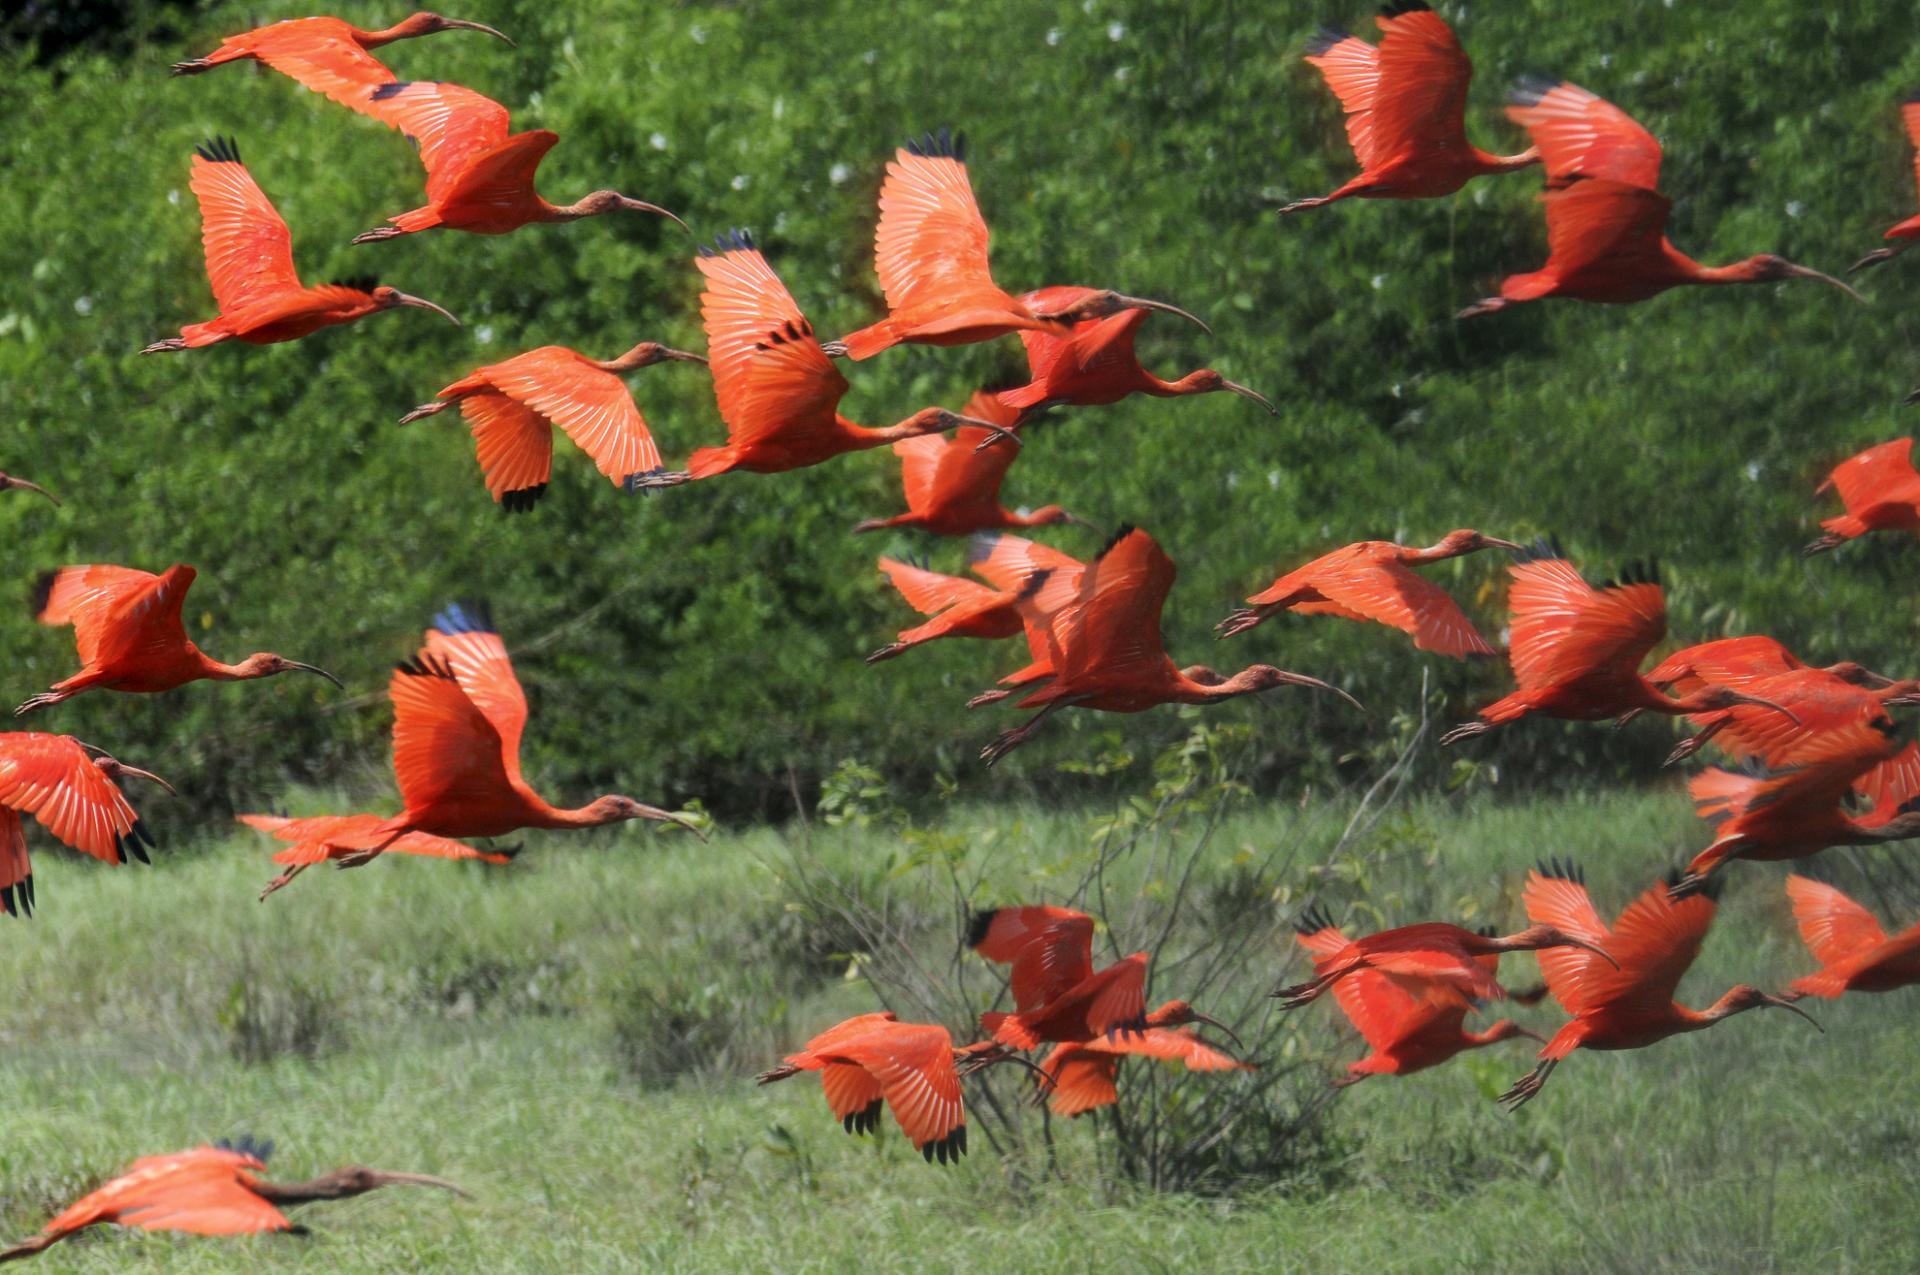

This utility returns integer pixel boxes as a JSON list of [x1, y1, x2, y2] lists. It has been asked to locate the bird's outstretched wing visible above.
[[697, 232, 848, 452], [874, 129, 999, 314], [1367, 5, 1474, 163], [1303, 28, 1381, 168], [363, 80, 514, 202], [189, 139, 302, 317], [422, 602, 530, 784], [1507, 78, 1662, 189], [482, 346, 664, 487], [1785, 874, 1887, 969], [1506, 552, 1664, 691]]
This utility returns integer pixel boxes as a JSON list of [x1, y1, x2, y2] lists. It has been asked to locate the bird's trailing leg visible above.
[[818, 340, 850, 359], [1329, 1071, 1370, 1090], [0, 1230, 63, 1262], [139, 337, 189, 354], [1214, 606, 1275, 639], [1849, 241, 1912, 275], [969, 426, 1023, 454], [1439, 719, 1498, 747], [258, 862, 308, 902], [14, 689, 78, 718], [351, 226, 410, 245], [1663, 715, 1731, 768], [967, 688, 1016, 709], [980, 698, 1082, 767], [865, 641, 911, 664], [399, 400, 454, 425], [1454, 297, 1509, 321], [1613, 709, 1645, 731], [1802, 531, 1845, 557], [1497, 1058, 1557, 1111], [1270, 970, 1336, 1010], [624, 470, 691, 492]]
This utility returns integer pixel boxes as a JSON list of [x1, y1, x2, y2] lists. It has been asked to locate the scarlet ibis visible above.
[[1293, 908, 1545, 1085], [1681, 717, 1920, 891], [978, 527, 1359, 765], [1037, 1028, 1252, 1118], [0, 734, 170, 919], [1439, 540, 1798, 748], [660, 230, 1000, 481], [1804, 438, 1920, 555], [756, 1017, 1044, 1164], [949, 535, 1089, 702], [255, 602, 698, 896], [19, 564, 340, 716], [0, 472, 57, 504], [1500, 860, 1818, 1110], [242, 813, 513, 899], [351, 81, 684, 241], [853, 391, 1086, 535], [142, 138, 456, 353], [827, 129, 1206, 361], [1284, 0, 1537, 214], [1458, 79, 1860, 317], [994, 292, 1275, 418], [1849, 93, 1920, 274], [0, 1137, 466, 1263], [1219, 529, 1519, 656], [869, 558, 1027, 664], [1274, 912, 1613, 1011], [1783, 875, 1920, 999], [171, 13, 511, 107], [399, 341, 706, 510]]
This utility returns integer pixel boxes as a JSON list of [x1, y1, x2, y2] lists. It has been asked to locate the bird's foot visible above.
[[1438, 720, 1494, 747], [334, 849, 382, 870], [1665, 870, 1711, 900], [1269, 979, 1323, 1010], [966, 688, 1014, 709], [1848, 246, 1904, 275], [1214, 609, 1263, 639], [1329, 1073, 1367, 1090], [398, 401, 451, 425], [1497, 1062, 1551, 1111], [1276, 196, 1330, 215], [1612, 709, 1644, 731], [851, 519, 886, 533], [1661, 736, 1706, 768], [624, 470, 691, 492], [969, 426, 1022, 454], [865, 642, 908, 665], [981, 723, 1042, 767], [819, 340, 850, 359], [1802, 533, 1844, 557], [13, 693, 64, 718], [258, 871, 298, 902], [169, 58, 213, 76], [140, 338, 187, 355], [1454, 297, 1508, 321], [351, 226, 406, 245]]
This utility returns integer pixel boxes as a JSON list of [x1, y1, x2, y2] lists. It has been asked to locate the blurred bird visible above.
[[242, 813, 513, 900], [0, 733, 170, 919], [0, 1137, 467, 1263], [665, 230, 1002, 481], [1292, 906, 1545, 1085], [1219, 529, 1520, 656], [1500, 861, 1819, 1109], [978, 527, 1360, 764], [143, 138, 456, 353], [869, 558, 1027, 664], [828, 129, 1207, 361], [994, 293, 1275, 419], [1439, 540, 1799, 748], [171, 13, 511, 105], [1274, 913, 1613, 1011], [19, 564, 341, 716], [0, 472, 57, 505], [256, 602, 699, 897], [351, 81, 683, 241], [1804, 438, 1920, 555], [1783, 874, 1920, 999], [853, 391, 1087, 535], [1284, 0, 1538, 214], [1458, 79, 1860, 317], [399, 342, 707, 510], [1849, 93, 1920, 274], [756, 1017, 1046, 1164], [1037, 1028, 1252, 1118]]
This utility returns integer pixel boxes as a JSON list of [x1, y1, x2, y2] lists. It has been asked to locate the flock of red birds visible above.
[[7, 0, 1920, 1258]]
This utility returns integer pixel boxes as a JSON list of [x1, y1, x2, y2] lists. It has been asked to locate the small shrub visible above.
[[219, 976, 341, 1065]]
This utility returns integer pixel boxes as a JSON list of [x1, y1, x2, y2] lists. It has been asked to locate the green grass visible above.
[[2, 790, 1916, 1273]]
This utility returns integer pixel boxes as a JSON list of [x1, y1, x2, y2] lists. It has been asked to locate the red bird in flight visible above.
[[171, 13, 511, 103], [400, 341, 706, 510], [869, 533, 1083, 664], [1292, 906, 1544, 1085], [143, 138, 457, 353], [1037, 1028, 1251, 1118], [20, 564, 340, 716], [1849, 93, 1920, 274], [1285, 0, 1537, 214], [0, 733, 171, 919], [979, 527, 1360, 764], [828, 129, 1207, 361], [243, 813, 513, 899], [352, 81, 684, 241], [1458, 79, 1860, 317], [0, 1137, 466, 1263], [1274, 912, 1612, 1011], [1805, 438, 1920, 555], [854, 391, 1086, 535], [1219, 529, 1519, 656], [1500, 860, 1818, 1109], [1783, 875, 1920, 1000]]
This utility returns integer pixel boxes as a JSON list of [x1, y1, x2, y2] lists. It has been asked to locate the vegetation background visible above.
[[4, 0, 1920, 1270]]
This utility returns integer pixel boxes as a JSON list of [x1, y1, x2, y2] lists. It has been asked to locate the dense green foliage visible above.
[[4, 793, 1916, 1271], [5, 1, 1920, 821]]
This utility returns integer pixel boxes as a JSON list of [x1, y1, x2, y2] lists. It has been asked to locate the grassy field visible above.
[[1, 787, 1915, 1273]]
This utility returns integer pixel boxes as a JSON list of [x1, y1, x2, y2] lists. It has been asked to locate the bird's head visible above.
[[1232, 665, 1366, 711], [1177, 369, 1278, 414], [1147, 999, 1243, 1047], [1741, 255, 1866, 303], [1827, 661, 1893, 688], [606, 341, 709, 371], [1439, 529, 1525, 554], [399, 12, 515, 43], [372, 287, 461, 325], [1029, 288, 1213, 334], [588, 795, 708, 839], [1712, 984, 1823, 1030], [570, 190, 689, 231], [237, 653, 344, 688], [1482, 1019, 1547, 1045], [1878, 678, 1920, 707], [1689, 686, 1803, 725], [904, 407, 1002, 438]]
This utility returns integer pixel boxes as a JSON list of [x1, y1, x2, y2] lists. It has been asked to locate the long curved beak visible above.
[[1061, 511, 1099, 530], [3, 476, 59, 505], [116, 762, 178, 797], [1274, 670, 1366, 714], [1190, 1012, 1244, 1050], [971, 1051, 1056, 1091], [618, 197, 690, 232], [1480, 537, 1525, 551], [658, 347, 708, 365], [638, 804, 710, 842], [1114, 295, 1211, 334], [1761, 993, 1824, 1032], [284, 660, 344, 689], [1784, 264, 1867, 304], [392, 292, 461, 325], [1220, 380, 1277, 415], [1731, 692, 1802, 727], [367, 1170, 474, 1199], [444, 19, 514, 45], [1570, 938, 1620, 969]]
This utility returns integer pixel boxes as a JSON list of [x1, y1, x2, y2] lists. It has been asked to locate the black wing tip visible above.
[[194, 135, 242, 165], [430, 599, 495, 637], [965, 908, 999, 950], [1303, 25, 1352, 56], [1902, 88, 1920, 106], [1474, 924, 1497, 938], [1535, 856, 1584, 885], [1509, 74, 1565, 107], [1664, 865, 1725, 902], [1094, 522, 1138, 563], [1292, 902, 1336, 935], [841, 1099, 885, 1136], [116, 820, 156, 865], [1512, 535, 1566, 564], [324, 275, 380, 294], [1379, 0, 1432, 16], [1, 874, 32, 919], [920, 1124, 967, 1165], [395, 653, 458, 680], [500, 484, 546, 513], [905, 126, 967, 164], [370, 81, 415, 101], [28, 568, 58, 620], [214, 1135, 276, 1162], [1595, 558, 1662, 592], [699, 227, 756, 259]]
